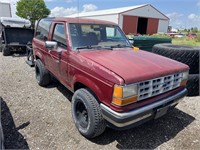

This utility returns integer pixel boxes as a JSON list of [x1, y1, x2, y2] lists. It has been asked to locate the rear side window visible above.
[[35, 19, 52, 41], [52, 24, 67, 49]]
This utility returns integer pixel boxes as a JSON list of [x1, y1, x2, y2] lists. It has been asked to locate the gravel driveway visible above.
[[0, 53, 200, 150]]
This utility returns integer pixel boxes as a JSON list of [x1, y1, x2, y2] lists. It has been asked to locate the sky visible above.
[[1, 0, 200, 29]]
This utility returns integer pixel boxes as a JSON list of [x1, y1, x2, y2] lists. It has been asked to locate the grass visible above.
[[172, 38, 200, 47]]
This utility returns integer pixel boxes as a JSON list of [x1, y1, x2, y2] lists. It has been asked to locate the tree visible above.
[[16, 0, 50, 28], [191, 27, 198, 33]]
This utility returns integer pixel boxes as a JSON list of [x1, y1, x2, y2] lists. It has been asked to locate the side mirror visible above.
[[45, 41, 58, 49]]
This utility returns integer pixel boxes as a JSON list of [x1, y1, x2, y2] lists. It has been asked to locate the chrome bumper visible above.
[[100, 88, 187, 128]]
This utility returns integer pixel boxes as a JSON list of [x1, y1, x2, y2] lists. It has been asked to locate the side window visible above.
[[35, 19, 52, 41], [52, 24, 67, 49], [106, 26, 125, 42], [106, 27, 115, 37], [106, 27, 121, 38]]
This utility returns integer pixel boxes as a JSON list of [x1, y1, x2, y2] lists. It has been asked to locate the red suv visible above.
[[32, 17, 189, 138], [188, 33, 197, 39]]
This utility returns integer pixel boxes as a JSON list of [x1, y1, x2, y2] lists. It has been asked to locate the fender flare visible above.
[[72, 74, 106, 102], [34, 50, 45, 65]]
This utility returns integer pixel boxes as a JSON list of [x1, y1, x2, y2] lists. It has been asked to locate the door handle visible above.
[[49, 50, 61, 64]]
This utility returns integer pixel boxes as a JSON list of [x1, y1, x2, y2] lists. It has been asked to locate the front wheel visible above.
[[35, 59, 51, 86], [71, 88, 106, 138]]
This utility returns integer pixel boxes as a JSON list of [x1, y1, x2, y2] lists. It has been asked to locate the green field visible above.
[[172, 38, 200, 47]]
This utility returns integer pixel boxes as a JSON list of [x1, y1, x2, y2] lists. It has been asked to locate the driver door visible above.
[[47, 23, 67, 78]]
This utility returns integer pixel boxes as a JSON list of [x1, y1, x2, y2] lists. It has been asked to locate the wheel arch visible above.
[[34, 51, 45, 64], [73, 76, 105, 103]]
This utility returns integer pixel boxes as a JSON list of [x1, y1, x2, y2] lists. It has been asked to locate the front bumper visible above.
[[100, 88, 187, 129]]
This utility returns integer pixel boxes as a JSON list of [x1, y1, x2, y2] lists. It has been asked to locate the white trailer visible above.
[[0, 17, 31, 28]]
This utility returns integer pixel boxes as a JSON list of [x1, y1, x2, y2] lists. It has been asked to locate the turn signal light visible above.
[[113, 86, 123, 98], [112, 96, 138, 106], [180, 80, 187, 86]]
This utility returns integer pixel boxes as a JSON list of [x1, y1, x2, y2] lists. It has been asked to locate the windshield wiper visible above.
[[110, 44, 131, 48], [76, 45, 113, 50], [76, 45, 92, 50]]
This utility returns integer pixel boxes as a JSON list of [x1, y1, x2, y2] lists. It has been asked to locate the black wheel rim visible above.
[[75, 100, 88, 128], [35, 64, 40, 82]]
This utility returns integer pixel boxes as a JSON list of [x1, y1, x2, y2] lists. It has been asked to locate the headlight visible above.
[[112, 84, 138, 106], [180, 71, 189, 86], [122, 85, 138, 98], [182, 71, 189, 81]]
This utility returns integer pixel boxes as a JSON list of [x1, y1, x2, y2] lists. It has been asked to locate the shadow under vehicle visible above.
[[0, 97, 30, 149]]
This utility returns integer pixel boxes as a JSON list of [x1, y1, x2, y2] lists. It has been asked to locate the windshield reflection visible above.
[[69, 23, 131, 50]]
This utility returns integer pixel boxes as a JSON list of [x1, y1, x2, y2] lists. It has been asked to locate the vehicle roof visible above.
[[49, 17, 117, 25], [0, 17, 31, 27]]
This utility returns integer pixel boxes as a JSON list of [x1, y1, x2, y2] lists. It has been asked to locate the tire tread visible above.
[[152, 44, 200, 74], [186, 74, 199, 96], [72, 88, 106, 138], [35, 59, 51, 86]]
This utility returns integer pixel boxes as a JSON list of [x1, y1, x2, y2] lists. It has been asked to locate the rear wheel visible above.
[[0, 43, 4, 52], [71, 88, 106, 138], [35, 59, 51, 86], [2, 47, 11, 56]]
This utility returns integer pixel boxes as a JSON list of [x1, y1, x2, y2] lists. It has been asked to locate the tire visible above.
[[0, 43, 6, 53], [71, 88, 106, 138], [35, 59, 51, 86], [152, 44, 200, 74], [186, 74, 199, 96], [2, 47, 11, 56]]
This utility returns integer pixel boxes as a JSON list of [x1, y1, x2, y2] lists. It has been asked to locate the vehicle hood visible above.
[[79, 49, 189, 84]]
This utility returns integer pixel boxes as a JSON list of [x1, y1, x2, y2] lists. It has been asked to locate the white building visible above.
[[69, 4, 169, 35], [0, 2, 11, 17]]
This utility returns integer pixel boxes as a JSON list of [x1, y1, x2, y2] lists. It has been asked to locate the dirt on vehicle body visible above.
[[32, 17, 189, 138]]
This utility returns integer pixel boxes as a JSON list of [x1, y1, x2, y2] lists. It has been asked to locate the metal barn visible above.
[[69, 4, 169, 35]]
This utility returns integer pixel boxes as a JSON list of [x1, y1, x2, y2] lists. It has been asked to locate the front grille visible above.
[[138, 73, 182, 101]]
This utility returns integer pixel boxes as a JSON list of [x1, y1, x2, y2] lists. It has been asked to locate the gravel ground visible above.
[[0, 53, 200, 150]]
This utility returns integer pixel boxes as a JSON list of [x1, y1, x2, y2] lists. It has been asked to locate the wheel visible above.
[[2, 47, 11, 56], [35, 59, 51, 86], [152, 44, 200, 74], [71, 88, 106, 138], [186, 74, 199, 96]]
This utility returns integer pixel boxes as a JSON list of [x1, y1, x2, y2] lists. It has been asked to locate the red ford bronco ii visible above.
[[33, 17, 189, 138]]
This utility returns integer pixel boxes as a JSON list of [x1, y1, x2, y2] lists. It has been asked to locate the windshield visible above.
[[69, 23, 131, 50]]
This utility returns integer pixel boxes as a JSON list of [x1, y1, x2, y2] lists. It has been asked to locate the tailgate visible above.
[[4, 27, 34, 45]]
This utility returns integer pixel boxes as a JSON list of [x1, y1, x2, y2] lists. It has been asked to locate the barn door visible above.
[[147, 18, 159, 35], [123, 15, 138, 35]]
